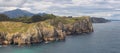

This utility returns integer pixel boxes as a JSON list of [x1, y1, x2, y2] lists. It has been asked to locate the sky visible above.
[[0, 0, 120, 19]]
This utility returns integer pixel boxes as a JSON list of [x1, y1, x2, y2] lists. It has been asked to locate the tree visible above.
[[31, 15, 43, 22], [17, 16, 32, 23], [42, 14, 56, 19], [0, 14, 9, 21]]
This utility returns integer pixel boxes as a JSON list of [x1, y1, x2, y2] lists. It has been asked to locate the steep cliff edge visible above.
[[0, 16, 93, 46]]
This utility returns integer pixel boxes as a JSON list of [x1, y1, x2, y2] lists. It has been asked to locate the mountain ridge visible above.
[[1, 9, 34, 18]]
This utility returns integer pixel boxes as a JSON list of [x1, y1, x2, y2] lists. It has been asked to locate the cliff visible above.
[[0, 16, 93, 46]]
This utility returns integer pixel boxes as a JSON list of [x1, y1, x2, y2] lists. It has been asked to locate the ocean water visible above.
[[0, 21, 120, 53]]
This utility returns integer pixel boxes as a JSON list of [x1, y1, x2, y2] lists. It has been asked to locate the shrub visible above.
[[0, 14, 10, 21]]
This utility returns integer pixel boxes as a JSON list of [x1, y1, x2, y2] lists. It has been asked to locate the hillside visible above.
[[0, 9, 49, 18], [0, 16, 93, 46]]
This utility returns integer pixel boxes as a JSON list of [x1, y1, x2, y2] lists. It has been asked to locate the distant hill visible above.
[[0, 9, 112, 23], [0, 9, 50, 18], [91, 17, 110, 23], [1, 9, 34, 18], [110, 20, 120, 21]]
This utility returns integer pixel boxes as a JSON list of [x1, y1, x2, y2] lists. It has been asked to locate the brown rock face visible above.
[[58, 18, 94, 35], [71, 18, 94, 34], [0, 17, 93, 46], [0, 22, 66, 45]]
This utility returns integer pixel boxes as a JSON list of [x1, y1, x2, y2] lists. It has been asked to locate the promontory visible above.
[[0, 14, 93, 46]]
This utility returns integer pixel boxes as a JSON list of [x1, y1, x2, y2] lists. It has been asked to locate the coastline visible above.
[[0, 17, 93, 46]]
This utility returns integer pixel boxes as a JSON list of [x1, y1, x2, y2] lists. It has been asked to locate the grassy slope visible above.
[[0, 22, 33, 33], [0, 16, 90, 33]]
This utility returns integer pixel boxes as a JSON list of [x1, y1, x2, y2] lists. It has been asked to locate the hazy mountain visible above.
[[1, 9, 34, 18], [91, 17, 111, 23]]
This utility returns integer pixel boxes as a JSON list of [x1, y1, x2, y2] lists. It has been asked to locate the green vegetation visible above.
[[0, 14, 57, 23], [0, 14, 10, 21], [0, 14, 90, 23], [45, 16, 90, 25], [0, 22, 34, 33], [0, 14, 90, 33], [10, 16, 32, 23]]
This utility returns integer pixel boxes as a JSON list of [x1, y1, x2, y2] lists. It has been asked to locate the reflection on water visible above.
[[0, 21, 120, 53]]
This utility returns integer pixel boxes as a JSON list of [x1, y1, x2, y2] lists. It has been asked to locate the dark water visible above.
[[0, 21, 120, 53]]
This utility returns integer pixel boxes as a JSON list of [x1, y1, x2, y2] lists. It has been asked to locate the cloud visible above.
[[0, 7, 17, 12], [0, 0, 26, 7], [0, 0, 120, 19]]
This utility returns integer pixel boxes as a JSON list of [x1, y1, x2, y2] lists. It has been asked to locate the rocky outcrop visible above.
[[0, 22, 66, 46], [64, 17, 93, 35], [0, 17, 93, 46]]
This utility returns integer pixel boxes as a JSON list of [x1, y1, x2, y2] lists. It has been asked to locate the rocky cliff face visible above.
[[64, 18, 93, 35], [0, 17, 93, 46], [0, 22, 66, 46]]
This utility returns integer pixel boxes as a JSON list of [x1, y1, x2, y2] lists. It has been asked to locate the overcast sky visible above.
[[0, 0, 120, 19]]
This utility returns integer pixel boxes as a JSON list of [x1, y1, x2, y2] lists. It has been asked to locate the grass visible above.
[[0, 21, 54, 33], [0, 21, 34, 33], [45, 16, 90, 25]]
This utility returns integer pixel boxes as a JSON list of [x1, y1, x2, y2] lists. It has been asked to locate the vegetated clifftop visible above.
[[0, 16, 93, 46], [91, 17, 110, 23]]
